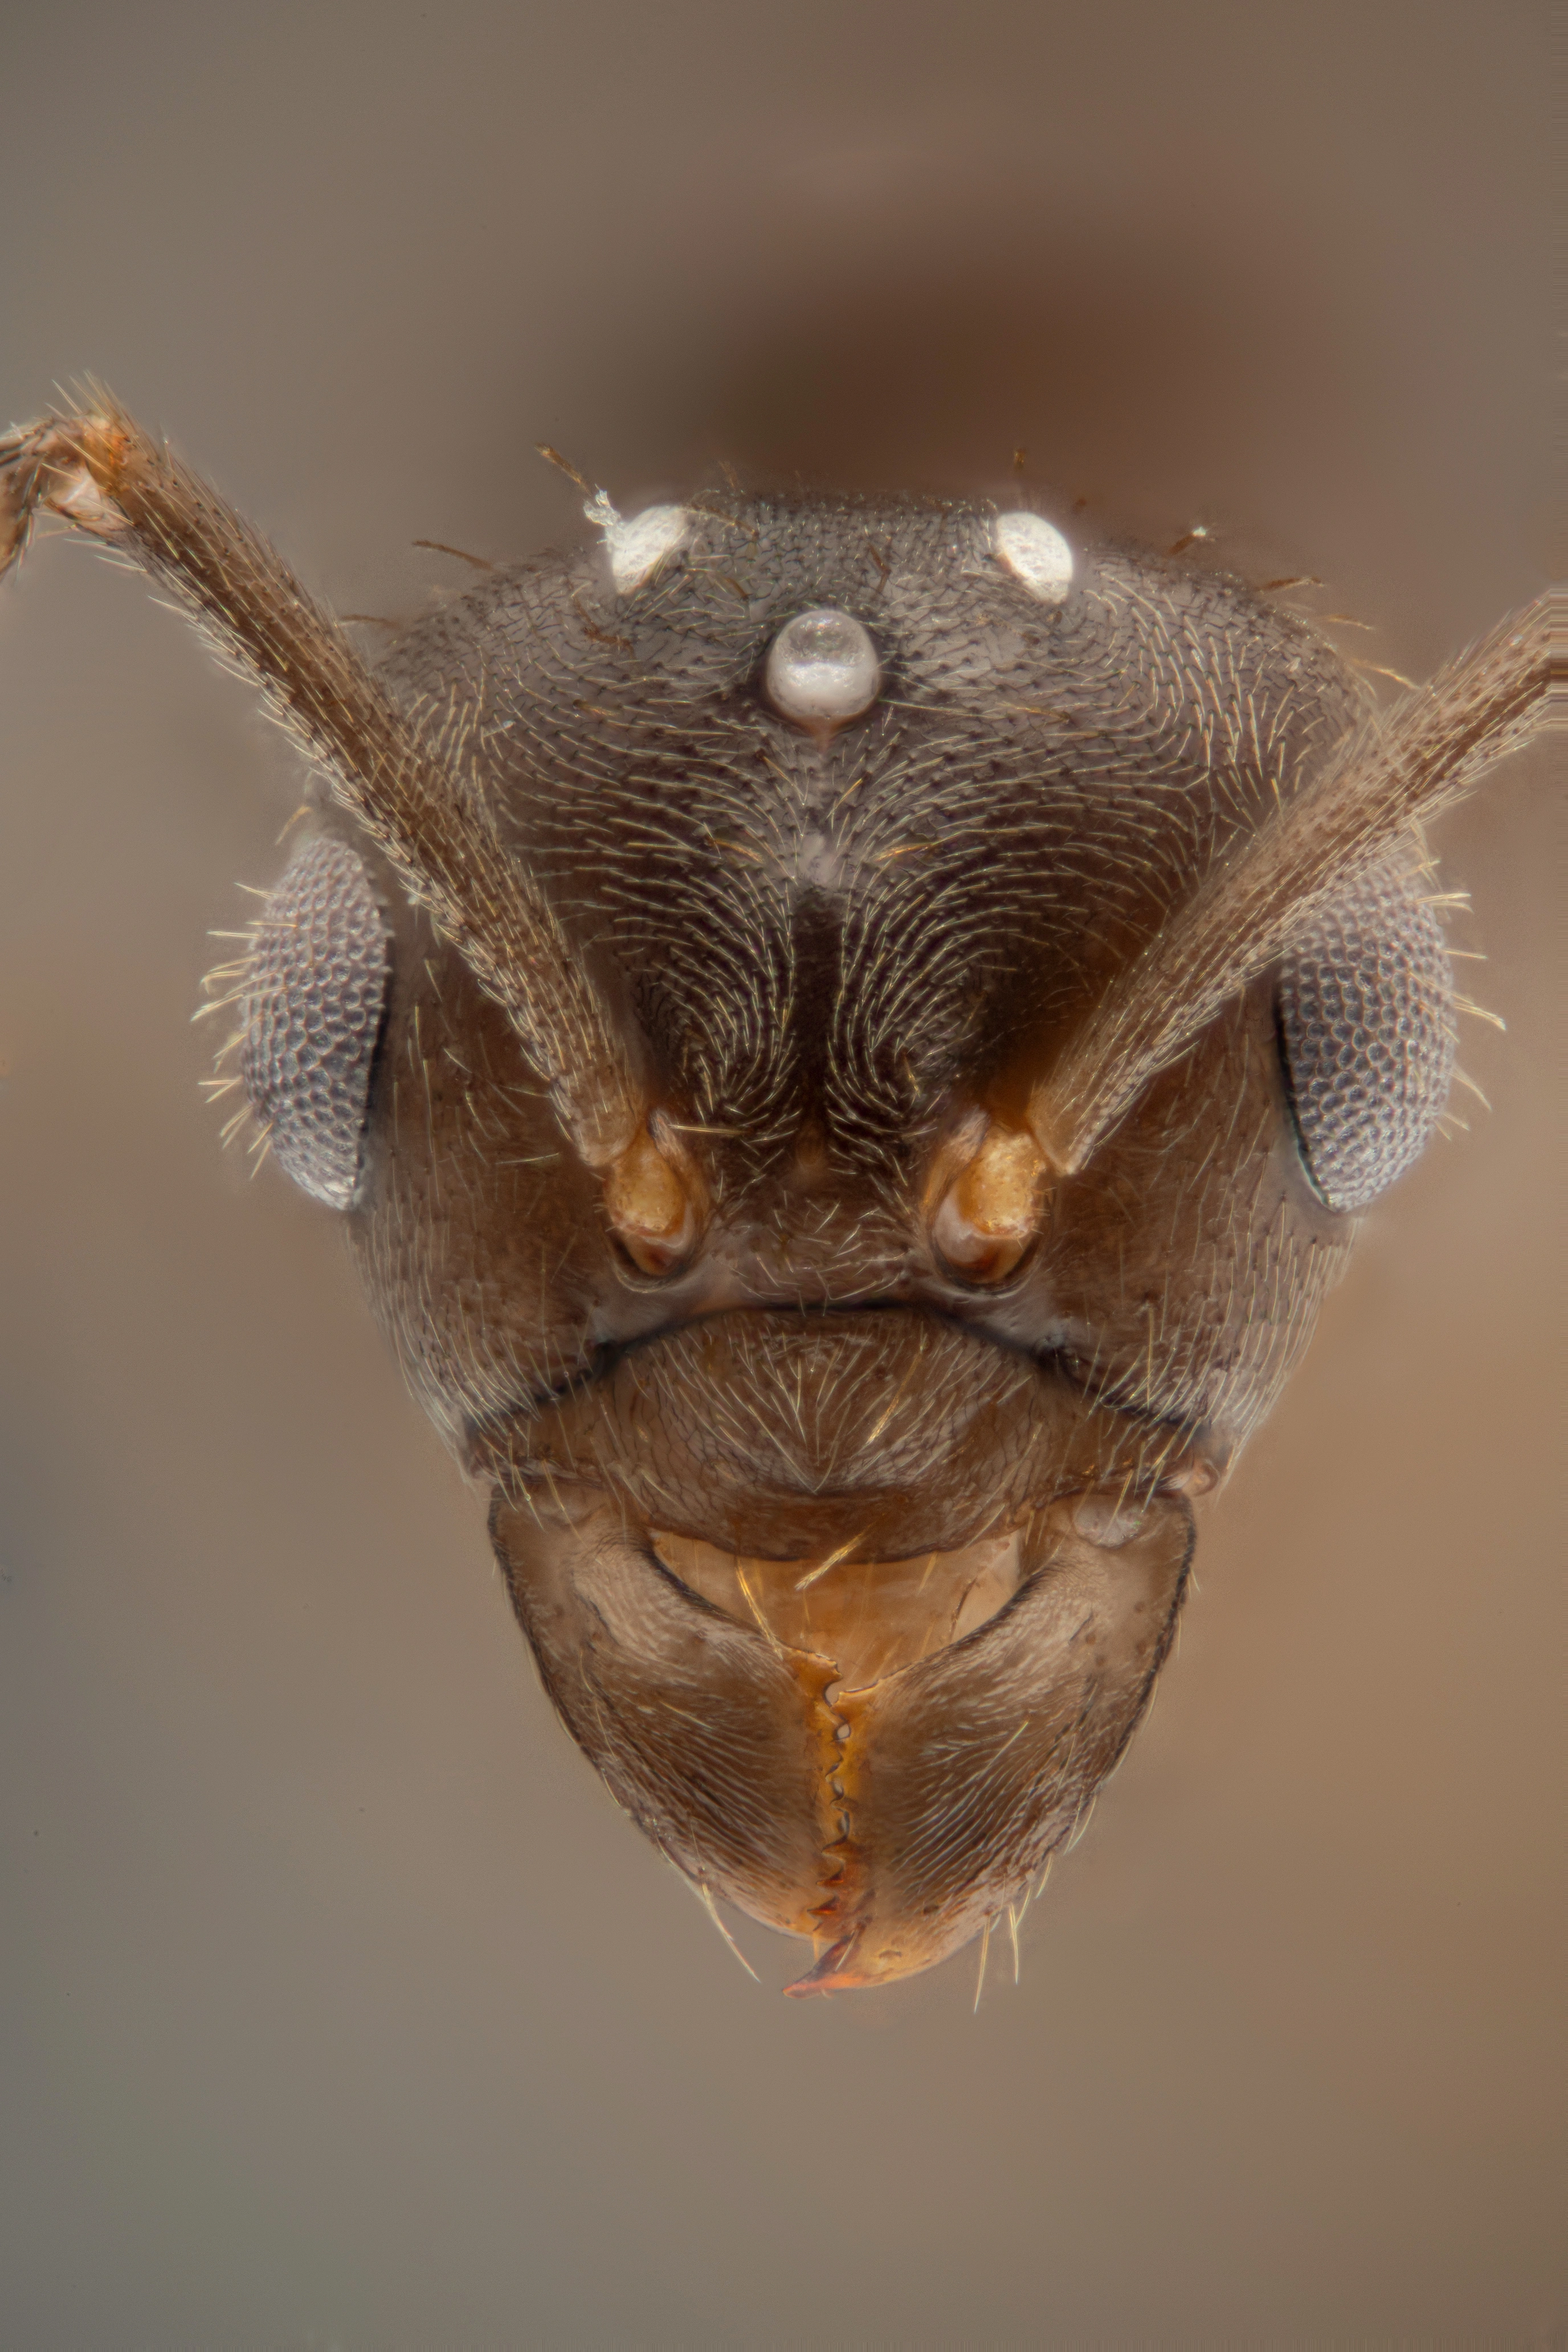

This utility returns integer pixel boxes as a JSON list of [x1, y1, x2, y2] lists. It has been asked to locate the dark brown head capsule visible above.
[[1, 401, 1555, 1991]]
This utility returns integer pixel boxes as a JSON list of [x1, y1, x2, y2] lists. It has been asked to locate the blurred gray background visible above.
[[0, 2, 1558, 2342]]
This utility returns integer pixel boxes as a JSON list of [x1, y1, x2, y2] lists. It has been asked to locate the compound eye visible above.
[[991, 511, 1074, 606], [1277, 865, 1456, 1213], [239, 834, 390, 1208], [766, 607, 881, 726]]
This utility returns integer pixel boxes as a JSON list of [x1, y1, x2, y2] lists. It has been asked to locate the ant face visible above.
[[1, 405, 1552, 1991]]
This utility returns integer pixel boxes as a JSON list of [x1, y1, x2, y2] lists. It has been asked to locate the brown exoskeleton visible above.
[[1, 398, 1558, 1994]]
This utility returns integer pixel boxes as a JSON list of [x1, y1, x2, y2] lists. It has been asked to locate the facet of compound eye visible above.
[[765, 607, 881, 726], [239, 834, 390, 1209], [604, 504, 691, 595], [992, 511, 1075, 606]]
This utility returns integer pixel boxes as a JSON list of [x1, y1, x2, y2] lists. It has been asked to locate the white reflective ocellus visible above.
[[765, 607, 882, 726], [993, 510, 1075, 606], [605, 503, 691, 595]]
